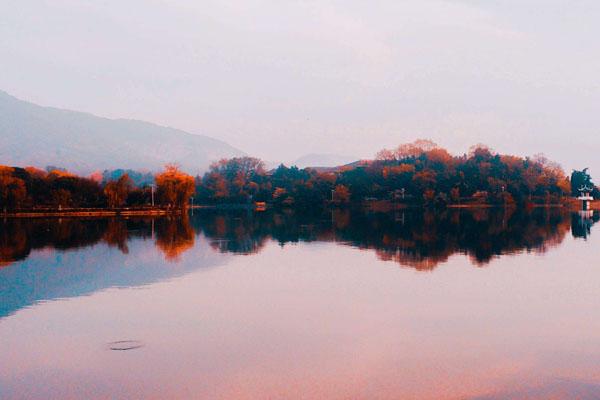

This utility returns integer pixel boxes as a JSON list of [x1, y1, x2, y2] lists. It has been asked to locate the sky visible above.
[[1, 0, 599, 173]]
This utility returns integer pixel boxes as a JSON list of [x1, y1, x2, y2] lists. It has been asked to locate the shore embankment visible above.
[[359, 198, 600, 212], [3, 199, 599, 218], [2, 207, 183, 218]]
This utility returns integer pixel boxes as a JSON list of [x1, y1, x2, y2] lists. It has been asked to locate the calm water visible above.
[[1, 209, 599, 400]]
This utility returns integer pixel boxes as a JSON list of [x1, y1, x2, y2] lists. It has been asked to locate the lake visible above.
[[1, 208, 599, 399]]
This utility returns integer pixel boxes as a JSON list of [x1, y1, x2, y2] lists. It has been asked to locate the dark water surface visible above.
[[1, 209, 599, 399]]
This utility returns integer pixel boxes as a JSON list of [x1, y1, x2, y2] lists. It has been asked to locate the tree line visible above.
[[0, 164, 194, 211], [1, 140, 597, 211], [196, 140, 597, 207]]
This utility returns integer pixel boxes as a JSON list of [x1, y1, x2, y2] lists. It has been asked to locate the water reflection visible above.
[[572, 211, 600, 240], [0, 209, 597, 319], [0, 217, 194, 266], [0, 216, 222, 319], [192, 208, 595, 270], [155, 217, 195, 261], [1, 209, 597, 270], [1, 209, 599, 400]]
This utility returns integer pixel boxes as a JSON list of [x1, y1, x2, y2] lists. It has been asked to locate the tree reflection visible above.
[[0, 216, 196, 266], [103, 219, 131, 254], [191, 208, 586, 270], [571, 212, 600, 240], [334, 208, 572, 270], [195, 211, 268, 254], [0, 218, 106, 266], [155, 215, 195, 261], [0, 208, 596, 270], [0, 220, 29, 267]]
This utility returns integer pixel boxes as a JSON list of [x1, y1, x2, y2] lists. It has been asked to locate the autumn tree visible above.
[[397, 139, 438, 159], [376, 139, 439, 161], [0, 166, 27, 210], [155, 164, 195, 208], [199, 157, 268, 203], [104, 174, 133, 208], [468, 143, 495, 159], [272, 187, 290, 206], [332, 184, 351, 204]]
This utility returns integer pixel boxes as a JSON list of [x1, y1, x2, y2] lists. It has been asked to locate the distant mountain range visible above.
[[0, 90, 243, 174]]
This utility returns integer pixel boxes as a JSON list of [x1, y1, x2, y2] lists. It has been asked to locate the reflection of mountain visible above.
[[0, 217, 227, 318]]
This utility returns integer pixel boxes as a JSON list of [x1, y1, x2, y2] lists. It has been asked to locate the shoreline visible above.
[[3, 200, 598, 218], [2, 208, 183, 218]]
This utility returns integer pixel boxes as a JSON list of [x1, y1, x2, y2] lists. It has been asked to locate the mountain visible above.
[[0, 90, 243, 174], [293, 153, 358, 169]]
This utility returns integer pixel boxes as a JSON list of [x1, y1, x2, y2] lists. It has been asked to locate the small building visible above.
[[577, 185, 594, 211]]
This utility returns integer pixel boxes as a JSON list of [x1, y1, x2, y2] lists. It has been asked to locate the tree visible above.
[[155, 164, 195, 208], [45, 169, 103, 208], [332, 184, 351, 204], [450, 187, 461, 204], [272, 187, 289, 206], [376, 139, 438, 162], [0, 167, 27, 210], [571, 168, 594, 197], [104, 174, 133, 208], [51, 189, 72, 208], [396, 139, 438, 159], [199, 157, 268, 203], [375, 148, 396, 161], [468, 143, 495, 159]]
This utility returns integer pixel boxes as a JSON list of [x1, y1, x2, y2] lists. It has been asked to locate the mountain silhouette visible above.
[[0, 90, 243, 174]]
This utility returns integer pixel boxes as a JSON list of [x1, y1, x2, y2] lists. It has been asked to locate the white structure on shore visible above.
[[578, 185, 594, 211]]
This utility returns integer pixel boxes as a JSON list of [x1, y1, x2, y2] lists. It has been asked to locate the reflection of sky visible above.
[[1, 231, 600, 399], [0, 234, 230, 319]]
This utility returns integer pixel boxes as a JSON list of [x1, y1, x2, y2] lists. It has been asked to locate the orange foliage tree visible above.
[[199, 157, 268, 203], [332, 184, 351, 204], [155, 164, 195, 208], [0, 166, 27, 210]]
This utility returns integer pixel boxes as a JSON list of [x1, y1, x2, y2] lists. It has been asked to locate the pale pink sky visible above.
[[1, 0, 599, 173]]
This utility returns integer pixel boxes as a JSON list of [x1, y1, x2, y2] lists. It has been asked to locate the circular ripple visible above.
[[107, 340, 144, 351]]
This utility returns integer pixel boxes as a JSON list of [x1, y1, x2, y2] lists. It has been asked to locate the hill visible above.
[[0, 90, 243, 174]]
